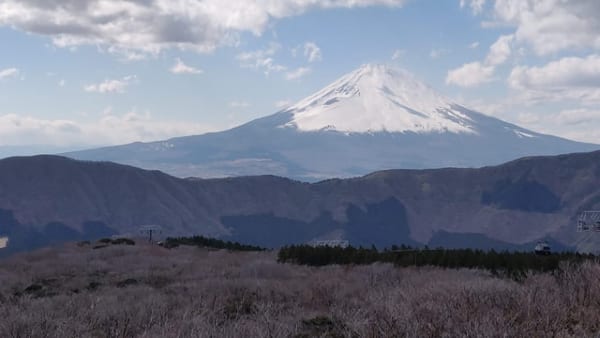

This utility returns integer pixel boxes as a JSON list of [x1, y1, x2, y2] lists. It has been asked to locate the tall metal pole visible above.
[[140, 225, 162, 244]]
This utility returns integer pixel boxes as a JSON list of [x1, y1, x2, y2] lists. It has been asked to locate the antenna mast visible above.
[[139, 225, 162, 243]]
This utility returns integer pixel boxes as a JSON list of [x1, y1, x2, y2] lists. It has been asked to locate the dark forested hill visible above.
[[2, 151, 600, 255]]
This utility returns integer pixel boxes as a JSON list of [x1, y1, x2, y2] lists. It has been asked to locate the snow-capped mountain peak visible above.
[[66, 63, 598, 181], [284, 64, 475, 134]]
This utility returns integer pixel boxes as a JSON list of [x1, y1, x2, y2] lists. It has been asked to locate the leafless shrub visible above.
[[1, 243, 600, 337]]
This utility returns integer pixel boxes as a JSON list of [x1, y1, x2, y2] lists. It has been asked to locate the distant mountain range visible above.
[[65, 64, 598, 181], [2, 151, 600, 256]]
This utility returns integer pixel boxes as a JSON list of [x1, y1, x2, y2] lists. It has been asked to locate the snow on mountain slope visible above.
[[64, 64, 599, 180], [284, 64, 475, 134]]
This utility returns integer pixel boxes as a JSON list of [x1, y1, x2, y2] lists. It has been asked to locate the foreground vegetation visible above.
[[1, 241, 600, 337]]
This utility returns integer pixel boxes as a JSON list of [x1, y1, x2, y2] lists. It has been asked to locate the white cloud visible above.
[[447, 34, 513, 87], [229, 101, 251, 108], [58, 79, 66, 87], [453, 1, 600, 143], [485, 0, 600, 56], [170, 58, 203, 74], [0, 111, 213, 147], [84, 76, 136, 94], [0, 67, 19, 79], [391, 49, 405, 60], [460, 0, 487, 14], [468, 41, 480, 49], [303, 42, 322, 62], [457, 94, 600, 143], [237, 43, 287, 74], [458, 96, 600, 143], [446, 61, 494, 87], [285, 67, 311, 80], [516, 108, 600, 143], [508, 54, 600, 103], [485, 34, 513, 66], [0, 0, 406, 57]]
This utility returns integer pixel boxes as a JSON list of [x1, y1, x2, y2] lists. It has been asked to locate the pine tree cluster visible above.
[[278, 245, 595, 278], [164, 236, 265, 251]]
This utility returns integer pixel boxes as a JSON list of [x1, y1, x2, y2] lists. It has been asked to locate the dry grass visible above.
[[1, 242, 600, 337]]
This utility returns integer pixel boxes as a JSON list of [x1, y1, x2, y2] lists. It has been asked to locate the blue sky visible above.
[[0, 0, 599, 149]]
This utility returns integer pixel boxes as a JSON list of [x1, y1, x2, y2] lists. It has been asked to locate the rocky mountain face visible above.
[[65, 64, 598, 181], [2, 152, 600, 256]]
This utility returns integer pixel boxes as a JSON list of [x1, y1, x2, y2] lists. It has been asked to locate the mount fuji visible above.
[[67, 64, 598, 180]]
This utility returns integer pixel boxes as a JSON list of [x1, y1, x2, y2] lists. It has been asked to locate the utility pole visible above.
[[139, 225, 162, 243]]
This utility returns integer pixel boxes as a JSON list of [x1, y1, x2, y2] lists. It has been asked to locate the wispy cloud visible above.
[[237, 43, 287, 75], [460, 0, 486, 15], [170, 58, 203, 75], [84, 76, 137, 94], [0, 110, 214, 147], [304, 42, 322, 62], [0, 68, 19, 79], [285, 67, 311, 80]]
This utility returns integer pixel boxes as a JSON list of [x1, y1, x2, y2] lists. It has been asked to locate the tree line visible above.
[[163, 235, 265, 251], [277, 244, 596, 278]]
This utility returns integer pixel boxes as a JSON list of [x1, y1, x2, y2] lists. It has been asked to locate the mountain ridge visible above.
[[2, 150, 600, 255]]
